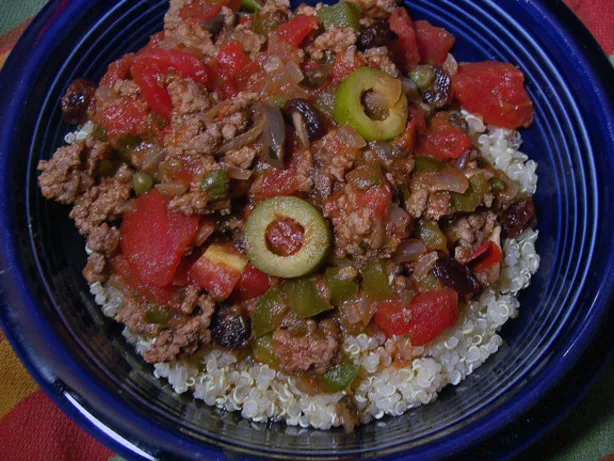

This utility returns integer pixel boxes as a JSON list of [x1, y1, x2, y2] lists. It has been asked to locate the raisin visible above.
[[61, 79, 97, 124], [501, 197, 536, 238], [357, 21, 394, 51], [433, 257, 480, 297], [211, 305, 251, 349], [423, 67, 452, 109]]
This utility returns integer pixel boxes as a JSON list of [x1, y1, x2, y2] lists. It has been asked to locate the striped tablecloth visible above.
[[0, 1, 612, 460]]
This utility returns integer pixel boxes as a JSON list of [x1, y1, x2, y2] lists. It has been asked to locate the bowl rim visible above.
[[1, 0, 614, 460]]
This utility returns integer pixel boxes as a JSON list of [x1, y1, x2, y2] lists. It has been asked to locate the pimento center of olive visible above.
[[265, 216, 305, 257]]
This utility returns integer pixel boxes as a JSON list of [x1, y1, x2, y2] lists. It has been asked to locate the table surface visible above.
[[0, 1, 613, 460]]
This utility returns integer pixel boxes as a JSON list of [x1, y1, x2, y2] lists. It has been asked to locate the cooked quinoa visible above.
[[40, 0, 539, 432]]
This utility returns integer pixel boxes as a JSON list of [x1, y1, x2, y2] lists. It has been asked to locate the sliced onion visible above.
[[424, 168, 469, 193], [414, 251, 439, 277], [389, 204, 410, 234], [393, 239, 427, 263], [442, 53, 458, 76], [155, 183, 188, 197], [115, 199, 137, 214], [218, 111, 266, 154], [286, 61, 304, 84], [455, 150, 471, 169], [371, 217, 386, 249], [141, 144, 165, 174], [337, 125, 367, 149], [226, 165, 252, 180], [194, 220, 216, 246]]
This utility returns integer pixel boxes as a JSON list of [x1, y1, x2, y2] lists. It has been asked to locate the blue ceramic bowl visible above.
[[1, 0, 614, 459]]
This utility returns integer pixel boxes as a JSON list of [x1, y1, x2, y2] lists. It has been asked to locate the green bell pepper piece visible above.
[[92, 124, 108, 142], [417, 219, 448, 251], [452, 173, 490, 213], [286, 278, 333, 318], [489, 176, 506, 194], [414, 270, 443, 292], [334, 67, 408, 142], [115, 134, 142, 164], [251, 334, 279, 368], [252, 286, 289, 337], [362, 258, 393, 300], [245, 197, 331, 278], [325, 266, 359, 305], [201, 169, 230, 201], [414, 156, 445, 173], [144, 305, 171, 327], [317, 2, 362, 30], [318, 363, 360, 392], [346, 165, 385, 191], [241, 0, 263, 12], [254, 12, 280, 35]]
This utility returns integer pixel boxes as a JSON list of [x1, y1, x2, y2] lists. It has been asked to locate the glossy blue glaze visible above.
[[0, 0, 613, 460]]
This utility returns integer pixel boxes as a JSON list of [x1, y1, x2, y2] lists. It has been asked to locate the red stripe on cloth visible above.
[[564, 0, 614, 54], [0, 390, 114, 461]]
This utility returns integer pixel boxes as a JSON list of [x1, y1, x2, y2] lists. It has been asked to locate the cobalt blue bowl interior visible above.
[[1, 0, 614, 459]]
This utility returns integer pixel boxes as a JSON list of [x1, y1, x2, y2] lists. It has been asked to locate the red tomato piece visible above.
[[356, 184, 393, 219], [265, 217, 305, 256], [120, 189, 199, 287], [416, 112, 472, 160], [388, 8, 421, 72], [467, 241, 503, 272], [408, 288, 459, 346], [217, 41, 252, 78], [232, 264, 275, 302], [110, 254, 180, 305], [452, 61, 534, 129], [259, 168, 298, 200], [96, 97, 149, 142], [277, 15, 319, 48], [374, 300, 413, 337], [189, 243, 248, 300], [179, 0, 241, 23], [100, 54, 136, 87], [413, 20, 456, 66], [136, 49, 213, 88], [130, 61, 173, 122]]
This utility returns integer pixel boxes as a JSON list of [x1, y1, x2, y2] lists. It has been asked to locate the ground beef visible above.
[[323, 183, 403, 259], [164, 0, 217, 57], [306, 26, 358, 61], [444, 211, 498, 263], [115, 294, 165, 337], [167, 78, 213, 115], [346, 0, 398, 19], [143, 299, 215, 363], [223, 145, 258, 171], [272, 319, 340, 374], [312, 129, 361, 199], [232, 24, 266, 56], [164, 113, 222, 158], [37, 142, 95, 204], [404, 172, 453, 221], [168, 187, 210, 215], [220, 110, 249, 142], [86, 223, 120, 255], [111, 78, 140, 98], [83, 252, 109, 284], [361, 47, 400, 78], [293, 147, 315, 194], [258, 0, 290, 28], [68, 166, 133, 235], [178, 285, 202, 315]]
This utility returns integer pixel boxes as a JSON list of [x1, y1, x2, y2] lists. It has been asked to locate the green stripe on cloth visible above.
[[0, 0, 48, 35]]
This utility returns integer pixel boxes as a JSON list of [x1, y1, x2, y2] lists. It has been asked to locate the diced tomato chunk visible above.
[[110, 254, 180, 305], [277, 15, 319, 48], [414, 20, 456, 66], [330, 52, 366, 85], [407, 288, 459, 346], [137, 49, 213, 88], [259, 168, 298, 200], [467, 241, 503, 271], [374, 300, 413, 337], [232, 264, 275, 302], [416, 112, 472, 160], [130, 61, 173, 122], [214, 41, 260, 97], [356, 184, 393, 219], [189, 243, 248, 300], [120, 189, 200, 287], [100, 54, 136, 87], [96, 97, 149, 142], [452, 61, 534, 129], [388, 8, 421, 72], [217, 41, 252, 78], [179, 0, 241, 23]]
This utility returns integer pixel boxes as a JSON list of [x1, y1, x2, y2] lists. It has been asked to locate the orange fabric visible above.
[[0, 2, 612, 460]]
